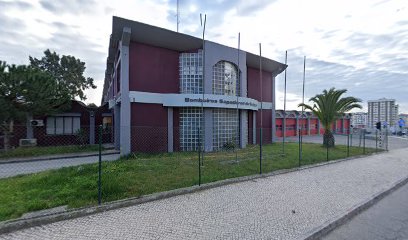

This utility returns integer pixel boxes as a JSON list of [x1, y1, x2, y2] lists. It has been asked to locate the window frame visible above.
[[46, 114, 81, 135]]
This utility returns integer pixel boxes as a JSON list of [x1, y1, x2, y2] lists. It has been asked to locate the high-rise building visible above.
[[350, 112, 367, 128], [367, 98, 398, 129]]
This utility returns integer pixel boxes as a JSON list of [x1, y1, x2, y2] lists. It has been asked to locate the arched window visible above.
[[212, 61, 239, 96]]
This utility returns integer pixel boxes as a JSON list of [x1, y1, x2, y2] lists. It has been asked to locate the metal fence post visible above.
[[375, 130, 378, 153], [259, 128, 262, 174], [363, 130, 366, 154], [298, 129, 301, 167], [198, 146, 201, 186], [347, 133, 350, 157], [198, 127, 201, 186], [98, 125, 102, 205], [326, 142, 329, 161]]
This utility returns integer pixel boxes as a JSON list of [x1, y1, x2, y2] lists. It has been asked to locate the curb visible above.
[[0, 151, 119, 164], [302, 175, 408, 240], [0, 150, 393, 235]]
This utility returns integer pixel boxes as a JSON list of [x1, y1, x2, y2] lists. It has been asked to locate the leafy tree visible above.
[[87, 103, 98, 108], [298, 88, 362, 148], [29, 49, 96, 101], [0, 61, 70, 150]]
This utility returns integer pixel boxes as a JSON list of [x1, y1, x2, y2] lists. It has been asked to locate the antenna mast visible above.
[[177, 0, 180, 32]]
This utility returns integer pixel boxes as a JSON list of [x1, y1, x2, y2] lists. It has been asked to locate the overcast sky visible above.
[[1, 0, 407, 113]]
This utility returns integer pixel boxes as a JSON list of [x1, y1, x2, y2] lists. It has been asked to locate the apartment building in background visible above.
[[367, 98, 398, 129], [351, 112, 367, 128]]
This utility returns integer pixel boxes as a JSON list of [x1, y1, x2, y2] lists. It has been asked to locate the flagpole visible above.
[[236, 33, 241, 162], [176, 0, 179, 32], [200, 13, 206, 165], [259, 43, 263, 174], [300, 56, 306, 164], [283, 51, 287, 155]]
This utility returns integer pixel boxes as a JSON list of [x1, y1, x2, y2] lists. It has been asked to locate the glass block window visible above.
[[179, 51, 203, 94], [212, 61, 239, 96], [213, 109, 240, 150], [180, 107, 203, 151]]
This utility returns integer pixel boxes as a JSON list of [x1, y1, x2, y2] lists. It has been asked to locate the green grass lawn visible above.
[[0, 145, 104, 160], [0, 142, 377, 222]]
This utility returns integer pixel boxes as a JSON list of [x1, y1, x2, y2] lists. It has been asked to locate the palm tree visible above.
[[298, 88, 362, 147]]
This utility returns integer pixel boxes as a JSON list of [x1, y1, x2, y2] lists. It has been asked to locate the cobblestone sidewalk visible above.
[[2, 148, 408, 240]]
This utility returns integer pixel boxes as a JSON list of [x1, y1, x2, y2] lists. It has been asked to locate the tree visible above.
[[87, 103, 98, 108], [0, 61, 70, 150], [29, 49, 96, 101], [298, 88, 362, 148]]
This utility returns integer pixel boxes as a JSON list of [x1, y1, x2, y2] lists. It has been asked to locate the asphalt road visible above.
[[324, 182, 408, 240], [281, 134, 408, 150], [0, 154, 120, 179]]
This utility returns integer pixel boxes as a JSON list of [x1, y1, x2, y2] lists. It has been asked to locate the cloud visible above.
[[0, 0, 32, 10], [165, 0, 275, 36], [235, 0, 277, 16], [39, 0, 97, 15], [1, 0, 408, 112]]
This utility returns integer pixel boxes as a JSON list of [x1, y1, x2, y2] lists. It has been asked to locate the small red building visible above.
[[0, 101, 113, 149], [275, 110, 351, 137]]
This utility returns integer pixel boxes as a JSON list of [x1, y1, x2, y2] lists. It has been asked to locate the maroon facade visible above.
[[130, 103, 168, 153], [129, 42, 179, 93], [127, 42, 182, 153], [247, 67, 274, 144]]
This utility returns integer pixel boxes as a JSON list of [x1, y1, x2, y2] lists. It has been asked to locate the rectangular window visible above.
[[102, 116, 112, 129], [55, 117, 64, 134], [46, 117, 55, 134], [46, 116, 81, 135]]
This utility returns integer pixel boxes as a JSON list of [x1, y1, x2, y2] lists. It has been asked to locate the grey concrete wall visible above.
[[114, 105, 120, 150], [204, 109, 213, 152], [89, 112, 95, 145], [168, 108, 173, 152], [240, 110, 248, 148], [204, 41, 247, 96], [271, 75, 276, 142], [119, 27, 131, 156], [253, 113, 256, 144]]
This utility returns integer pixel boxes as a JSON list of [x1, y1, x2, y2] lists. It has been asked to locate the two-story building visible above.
[[102, 16, 287, 155]]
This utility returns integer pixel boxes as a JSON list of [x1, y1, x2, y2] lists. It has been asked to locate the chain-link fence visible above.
[[0, 125, 113, 159], [0, 125, 396, 223]]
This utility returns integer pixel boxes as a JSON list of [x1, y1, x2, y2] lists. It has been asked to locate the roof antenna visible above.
[[176, 0, 180, 32]]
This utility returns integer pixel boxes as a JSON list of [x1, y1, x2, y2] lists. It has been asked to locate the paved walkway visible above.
[[1, 148, 408, 239], [324, 181, 408, 240], [0, 153, 120, 179]]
